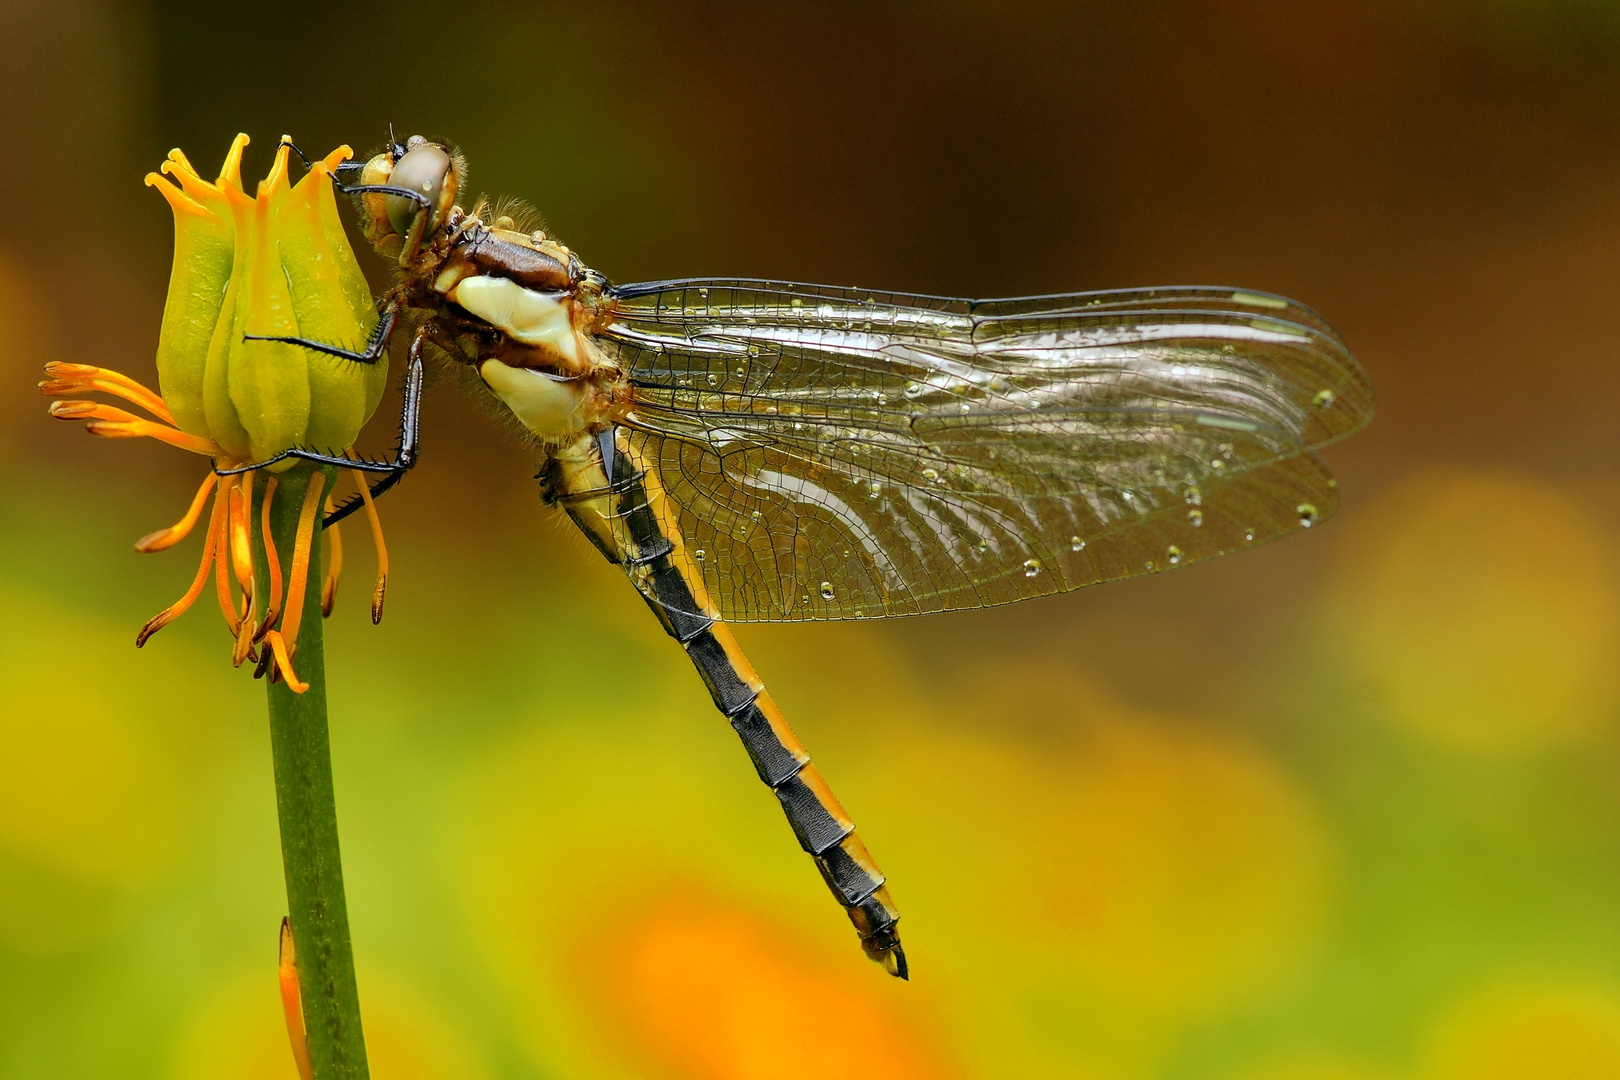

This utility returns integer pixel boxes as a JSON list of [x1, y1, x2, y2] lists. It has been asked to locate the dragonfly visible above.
[[249, 132, 1374, 979]]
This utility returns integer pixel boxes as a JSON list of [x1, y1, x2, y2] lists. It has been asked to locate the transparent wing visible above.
[[597, 279, 1372, 623]]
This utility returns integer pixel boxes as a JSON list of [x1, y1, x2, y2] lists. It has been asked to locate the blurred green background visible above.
[[4, 1, 1620, 1077]]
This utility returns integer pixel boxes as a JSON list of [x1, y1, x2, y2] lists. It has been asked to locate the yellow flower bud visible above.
[[146, 134, 383, 465], [46, 133, 397, 693]]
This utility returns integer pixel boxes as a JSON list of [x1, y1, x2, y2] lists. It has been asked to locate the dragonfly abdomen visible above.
[[541, 429, 908, 979], [681, 622, 907, 977]]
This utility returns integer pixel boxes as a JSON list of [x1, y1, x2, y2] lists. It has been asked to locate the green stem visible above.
[[258, 465, 370, 1080]]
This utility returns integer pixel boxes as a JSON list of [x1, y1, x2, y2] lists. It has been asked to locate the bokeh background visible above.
[[4, 1, 1620, 1077]]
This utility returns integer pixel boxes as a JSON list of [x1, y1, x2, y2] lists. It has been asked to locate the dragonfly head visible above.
[[357, 133, 464, 264]]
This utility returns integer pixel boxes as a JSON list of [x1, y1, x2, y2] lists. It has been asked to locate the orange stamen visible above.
[[263, 630, 308, 694], [215, 490, 243, 635], [49, 400, 218, 455], [137, 484, 228, 647], [278, 919, 314, 1080], [352, 469, 389, 624], [233, 594, 259, 667], [272, 475, 327, 690], [257, 476, 284, 638], [230, 474, 259, 667], [322, 503, 342, 618], [47, 399, 117, 420], [136, 472, 218, 553], [40, 361, 175, 424], [86, 420, 219, 454], [229, 472, 256, 600]]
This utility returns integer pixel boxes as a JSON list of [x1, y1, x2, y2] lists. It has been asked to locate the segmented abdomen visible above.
[[542, 429, 908, 978]]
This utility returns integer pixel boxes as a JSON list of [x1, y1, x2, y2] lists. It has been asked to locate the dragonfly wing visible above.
[[598, 279, 1371, 623]]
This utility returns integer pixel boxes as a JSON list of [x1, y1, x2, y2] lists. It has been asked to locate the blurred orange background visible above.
[[3, 2, 1620, 1078]]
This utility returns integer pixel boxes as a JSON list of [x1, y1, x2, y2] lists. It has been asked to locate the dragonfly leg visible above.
[[274, 131, 421, 207], [214, 322, 427, 528], [273, 136, 392, 206], [278, 137, 314, 171], [318, 327, 427, 527], [329, 179, 433, 213], [244, 298, 399, 366]]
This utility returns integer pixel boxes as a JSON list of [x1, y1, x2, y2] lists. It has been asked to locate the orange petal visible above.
[[136, 483, 228, 647], [351, 469, 389, 625], [40, 361, 174, 424], [264, 630, 309, 694], [257, 476, 284, 639], [136, 472, 218, 553], [278, 475, 328, 654], [279, 919, 314, 1080], [322, 513, 342, 618], [229, 472, 256, 599], [214, 492, 242, 634]]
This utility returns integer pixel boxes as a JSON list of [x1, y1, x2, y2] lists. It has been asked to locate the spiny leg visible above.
[[322, 325, 427, 527], [280, 135, 371, 195], [218, 317, 427, 527], [332, 179, 432, 210], [279, 137, 314, 171], [244, 298, 398, 365], [301, 124, 428, 210]]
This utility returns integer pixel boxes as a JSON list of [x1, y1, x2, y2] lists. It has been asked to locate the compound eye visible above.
[[385, 143, 452, 238]]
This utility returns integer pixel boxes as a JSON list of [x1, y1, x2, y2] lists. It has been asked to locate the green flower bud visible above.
[[146, 134, 382, 465]]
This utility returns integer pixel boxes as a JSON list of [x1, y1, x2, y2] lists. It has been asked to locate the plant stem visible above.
[[259, 466, 370, 1080]]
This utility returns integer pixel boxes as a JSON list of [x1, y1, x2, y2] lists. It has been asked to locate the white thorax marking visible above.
[[479, 358, 590, 441], [450, 275, 582, 366]]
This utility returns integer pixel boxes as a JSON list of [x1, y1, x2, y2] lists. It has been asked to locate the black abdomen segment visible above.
[[543, 431, 907, 978]]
